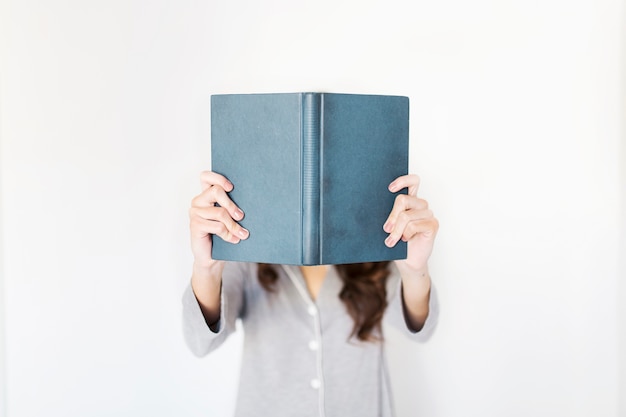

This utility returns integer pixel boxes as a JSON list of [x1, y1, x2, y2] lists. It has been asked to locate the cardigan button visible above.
[[307, 305, 317, 316], [308, 340, 319, 351], [310, 378, 321, 389]]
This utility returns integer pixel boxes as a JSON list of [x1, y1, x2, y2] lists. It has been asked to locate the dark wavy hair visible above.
[[257, 262, 391, 342]]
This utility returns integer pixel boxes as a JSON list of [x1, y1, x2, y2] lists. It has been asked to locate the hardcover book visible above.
[[210, 92, 409, 266]]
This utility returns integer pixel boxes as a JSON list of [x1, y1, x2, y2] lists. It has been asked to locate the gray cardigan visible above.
[[182, 262, 438, 417]]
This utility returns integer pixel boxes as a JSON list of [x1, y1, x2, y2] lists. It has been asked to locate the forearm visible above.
[[396, 263, 432, 332], [191, 260, 225, 329]]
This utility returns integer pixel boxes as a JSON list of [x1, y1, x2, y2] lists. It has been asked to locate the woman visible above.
[[183, 171, 439, 417]]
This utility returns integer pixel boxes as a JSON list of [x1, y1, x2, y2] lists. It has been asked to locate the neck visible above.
[[299, 265, 329, 301], [299, 265, 329, 278]]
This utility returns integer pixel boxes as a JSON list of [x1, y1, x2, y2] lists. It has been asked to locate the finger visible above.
[[193, 218, 241, 244], [383, 195, 429, 233], [190, 207, 249, 239], [399, 217, 439, 243], [192, 185, 245, 221], [385, 208, 436, 248], [199, 171, 233, 192], [388, 174, 420, 196], [190, 206, 249, 242], [385, 207, 434, 245]]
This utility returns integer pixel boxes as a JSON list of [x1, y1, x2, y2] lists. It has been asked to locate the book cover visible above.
[[210, 92, 409, 266]]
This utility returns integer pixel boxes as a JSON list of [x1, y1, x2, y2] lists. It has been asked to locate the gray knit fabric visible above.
[[182, 262, 438, 417]]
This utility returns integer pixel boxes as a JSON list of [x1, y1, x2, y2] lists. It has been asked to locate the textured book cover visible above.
[[210, 92, 409, 266]]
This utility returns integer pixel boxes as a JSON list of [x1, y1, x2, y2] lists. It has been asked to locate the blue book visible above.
[[210, 92, 409, 266]]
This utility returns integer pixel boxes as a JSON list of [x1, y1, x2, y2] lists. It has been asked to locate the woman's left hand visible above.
[[383, 174, 439, 273]]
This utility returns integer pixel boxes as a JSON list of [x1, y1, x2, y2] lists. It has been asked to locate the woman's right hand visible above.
[[189, 171, 249, 269]]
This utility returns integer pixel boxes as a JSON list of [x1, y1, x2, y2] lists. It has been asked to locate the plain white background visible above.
[[1, 0, 624, 416]]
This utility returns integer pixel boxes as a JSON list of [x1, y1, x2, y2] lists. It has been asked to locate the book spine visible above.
[[301, 93, 321, 265]]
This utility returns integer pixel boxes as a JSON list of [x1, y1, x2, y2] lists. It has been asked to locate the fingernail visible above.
[[383, 221, 393, 233], [234, 209, 244, 220], [388, 182, 397, 192], [225, 180, 234, 190], [238, 228, 249, 239], [385, 235, 395, 247]]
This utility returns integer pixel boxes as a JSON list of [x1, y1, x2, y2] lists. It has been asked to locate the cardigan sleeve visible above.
[[182, 261, 249, 357], [383, 263, 439, 342]]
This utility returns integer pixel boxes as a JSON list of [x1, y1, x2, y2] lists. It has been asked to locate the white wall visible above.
[[0, 1, 623, 417], [0, 102, 6, 417], [618, 2, 626, 416]]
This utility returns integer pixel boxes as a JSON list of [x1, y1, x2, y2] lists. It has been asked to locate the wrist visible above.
[[395, 260, 429, 279], [192, 259, 224, 283], [396, 261, 431, 296], [191, 260, 224, 330]]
